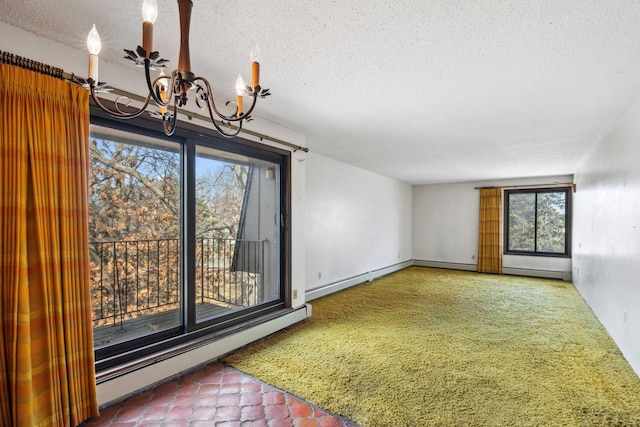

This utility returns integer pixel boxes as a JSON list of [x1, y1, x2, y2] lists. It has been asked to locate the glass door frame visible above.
[[90, 109, 291, 372]]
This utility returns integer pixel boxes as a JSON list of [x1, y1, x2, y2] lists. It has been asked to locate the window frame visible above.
[[503, 187, 572, 258], [90, 109, 292, 372]]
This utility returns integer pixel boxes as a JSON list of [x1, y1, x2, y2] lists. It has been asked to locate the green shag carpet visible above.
[[223, 267, 640, 426]]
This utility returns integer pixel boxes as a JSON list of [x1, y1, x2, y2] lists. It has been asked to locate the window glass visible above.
[[89, 128, 181, 349], [507, 193, 535, 252], [505, 188, 570, 256], [536, 192, 566, 254], [195, 146, 281, 323]]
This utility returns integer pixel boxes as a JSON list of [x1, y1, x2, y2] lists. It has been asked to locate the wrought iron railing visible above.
[[198, 238, 265, 307], [90, 237, 265, 328]]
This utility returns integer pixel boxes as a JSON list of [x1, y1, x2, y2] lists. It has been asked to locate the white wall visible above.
[[413, 176, 573, 278], [305, 153, 413, 291], [573, 96, 640, 376], [413, 182, 479, 266]]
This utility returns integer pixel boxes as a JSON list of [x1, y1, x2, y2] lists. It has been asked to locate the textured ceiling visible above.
[[2, 0, 640, 184]]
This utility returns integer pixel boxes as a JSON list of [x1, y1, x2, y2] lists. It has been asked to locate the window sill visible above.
[[504, 252, 571, 258]]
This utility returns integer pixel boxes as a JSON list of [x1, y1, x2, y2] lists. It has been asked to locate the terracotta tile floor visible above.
[[83, 362, 358, 427]]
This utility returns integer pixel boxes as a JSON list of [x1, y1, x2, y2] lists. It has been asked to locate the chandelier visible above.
[[85, 0, 270, 137]]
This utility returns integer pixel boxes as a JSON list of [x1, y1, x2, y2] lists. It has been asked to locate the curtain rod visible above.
[[0, 49, 308, 153], [107, 87, 308, 153], [475, 182, 576, 192], [1, 50, 73, 81]]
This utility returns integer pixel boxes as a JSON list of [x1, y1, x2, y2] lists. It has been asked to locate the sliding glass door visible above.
[[88, 117, 288, 369], [194, 146, 281, 324]]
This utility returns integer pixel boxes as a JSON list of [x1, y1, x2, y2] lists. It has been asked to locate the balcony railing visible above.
[[90, 237, 265, 328]]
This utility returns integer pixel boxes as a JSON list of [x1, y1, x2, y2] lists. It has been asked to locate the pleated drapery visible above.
[[477, 188, 503, 274], [0, 63, 98, 426]]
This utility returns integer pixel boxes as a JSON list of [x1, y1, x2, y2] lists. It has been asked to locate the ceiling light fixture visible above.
[[85, 0, 270, 137]]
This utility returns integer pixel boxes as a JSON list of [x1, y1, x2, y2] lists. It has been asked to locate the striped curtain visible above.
[[477, 188, 503, 274], [0, 63, 98, 426]]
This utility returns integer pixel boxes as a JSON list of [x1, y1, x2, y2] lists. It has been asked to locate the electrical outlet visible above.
[[471, 255, 475, 260], [318, 272, 322, 279], [293, 289, 298, 299], [624, 309, 628, 322]]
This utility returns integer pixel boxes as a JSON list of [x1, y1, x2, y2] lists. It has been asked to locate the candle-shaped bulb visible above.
[[87, 24, 101, 55], [236, 74, 247, 96], [142, 0, 158, 23], [87, 25, 101, 82], [250, 44, 260, 63], [156, 70, 170, 116], [156, 69, 169, 102]]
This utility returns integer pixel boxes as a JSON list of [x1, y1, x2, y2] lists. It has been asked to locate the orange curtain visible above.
[[0, 63, 98, 426], [477, 188, 503, 274]]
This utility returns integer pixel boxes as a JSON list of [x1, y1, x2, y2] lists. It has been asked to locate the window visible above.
[[504, 188, 571, 256], [89, 115, 290, 370]]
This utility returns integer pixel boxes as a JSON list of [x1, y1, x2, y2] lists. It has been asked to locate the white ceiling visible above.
[[2, 0, 640, 184]]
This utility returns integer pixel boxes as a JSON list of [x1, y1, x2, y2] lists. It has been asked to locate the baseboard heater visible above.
[[305, 260, 413, 301], [502, 267, 572, 281], [414, 259, 571, 281]]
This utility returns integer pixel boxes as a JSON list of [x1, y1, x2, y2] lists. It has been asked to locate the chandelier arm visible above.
[[162, 98, 179, 136], [202, 94, 243, 137], [90, 82, 152, 119], [211, 119, 243, 138], [194, 76, 251, 123], [144, 60, 167, 106], [242, 91, 259, 119]]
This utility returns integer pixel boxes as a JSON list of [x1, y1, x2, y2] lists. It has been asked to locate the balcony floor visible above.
[[93, 301, 235, 348]]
